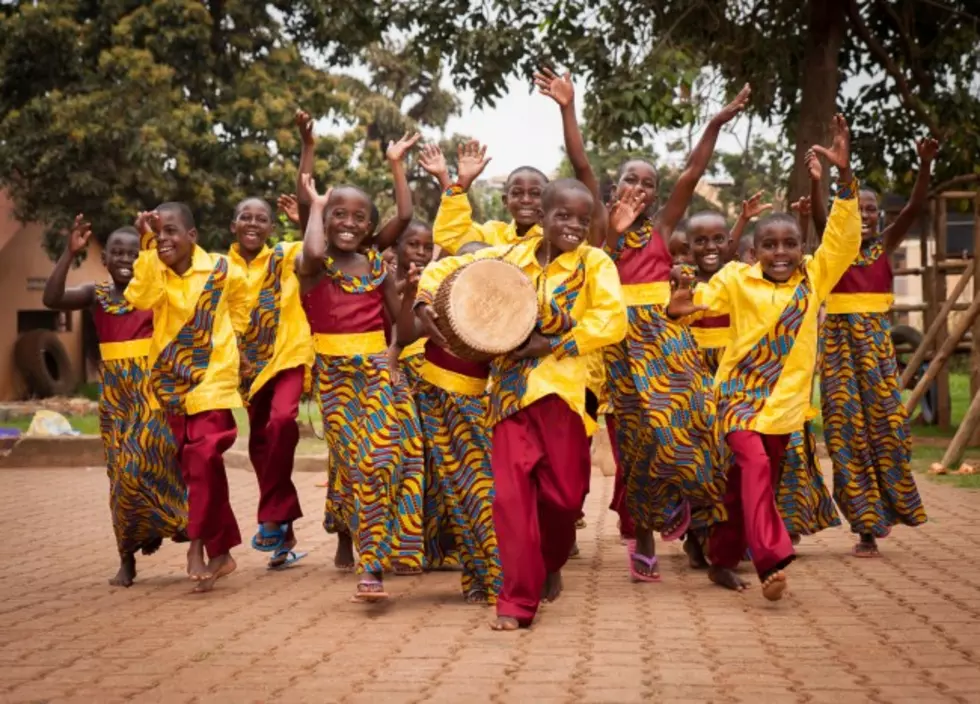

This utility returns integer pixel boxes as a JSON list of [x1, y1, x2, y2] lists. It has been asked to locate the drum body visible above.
[[433, 259, 538, 362]]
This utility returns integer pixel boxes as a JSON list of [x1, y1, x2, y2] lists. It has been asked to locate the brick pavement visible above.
[[1, 465, 979, 704]]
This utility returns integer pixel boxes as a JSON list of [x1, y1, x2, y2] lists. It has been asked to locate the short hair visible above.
[[738, 233, 754, 255], [859, 187, 880, 201], [156, 202, 195, 230], [456, 241, 491, 256], [541, 178, 593, 212], [687, 210, 727, 226], [506, 166, 549, 188], [106, 226, 139, 244], [753, 212, 800, 243], [397, 219, 433, 244], [233, 197, 273, 220], [615, 157, 657, 182]]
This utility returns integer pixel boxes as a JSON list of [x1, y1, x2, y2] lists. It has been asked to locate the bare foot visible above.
[[683, 536, 708, 569], [575, 518, 587, 529], [465, 589, 488, 604], [709, 565, 749, 592], [109, 554, 136, 587], [852, 534, 880, 558], [568, 541, 580, 558], [761, 570, 787, 601], [490, 616, 521, 631], [186, 540, 211, 581], [542, 571, 563, 603], [193, 554, 238, 593], [334, 531, 355, 571]]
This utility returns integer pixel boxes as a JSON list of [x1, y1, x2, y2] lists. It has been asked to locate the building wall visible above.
[[0, 193, 108, 401]]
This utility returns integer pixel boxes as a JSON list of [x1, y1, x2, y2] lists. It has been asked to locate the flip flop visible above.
[[852, 542, 880, 558], [268, 548, 308, 570], [351, 577, 389, 603], [251, 523, 288, 553], [626, 541, 661, 583], [660, 501, 691, 542]]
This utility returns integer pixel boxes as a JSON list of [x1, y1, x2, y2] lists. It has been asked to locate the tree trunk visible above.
[[786, 0, 847, 205]]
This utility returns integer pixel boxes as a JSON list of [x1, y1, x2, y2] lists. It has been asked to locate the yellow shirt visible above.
[[693, 193, 860, 435], [126, 245, 250, 414], [229, 242, 314, 398], [416, 240, 627, 435], [433, 192, 543, 255]]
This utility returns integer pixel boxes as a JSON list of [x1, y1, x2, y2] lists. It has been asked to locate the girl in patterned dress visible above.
[[820, 137, 937, 557], [296, 174, 404, 602], [535, 68, 749, 582], [44, 218, 188, 587]]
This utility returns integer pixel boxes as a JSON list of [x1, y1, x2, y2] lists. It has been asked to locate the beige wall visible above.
[[0, 193, 108, 401]]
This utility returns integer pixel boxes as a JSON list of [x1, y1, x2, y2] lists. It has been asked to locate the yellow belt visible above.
[[419, 361, 488, 396], [100, 339, 151, 360], [622, 281, 671, 307], [825, 292, 893, 315], [399, 337, 427, 360], [313, 331, 387, 356]]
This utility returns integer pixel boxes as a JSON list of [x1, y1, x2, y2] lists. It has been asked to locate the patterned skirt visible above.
[[388, 355, 427, 572], [776, 422, 841, 535], [699, 346, 723, 378], [100, 357, 187, 556], [820, 312, 926, 535], [315, 352, 396, 575], [415, 378, 501, 601], [605, 304, 725, 533]]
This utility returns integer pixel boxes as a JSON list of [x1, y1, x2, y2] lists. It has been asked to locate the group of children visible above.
[[42, 74, 934, 627]]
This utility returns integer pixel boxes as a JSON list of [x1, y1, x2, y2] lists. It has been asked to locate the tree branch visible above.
[[929, 174, 980, 197], [875, 0, 932, 93], [847, 0, 943, 138]]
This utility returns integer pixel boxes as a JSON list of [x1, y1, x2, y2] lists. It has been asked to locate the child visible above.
[[393, 260, 502, 603], [42, 217, 188, 587], [126, 203, 251, 592], [668, 114, 861, 600], [296, 175, 402, 602], [229, 197, 314, 569], [542, 70, 751, 582], [415, 179, 627, 629], [820, 137, 937, 556], [419, 141, 547, 253]]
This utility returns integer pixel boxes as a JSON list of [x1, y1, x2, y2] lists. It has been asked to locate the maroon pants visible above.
[[247, 366, 304, 525], [709, 430, 795, 579], [492, 395, 591, 625], [167, 410, 241, 560], [605, 416, 635, 540]]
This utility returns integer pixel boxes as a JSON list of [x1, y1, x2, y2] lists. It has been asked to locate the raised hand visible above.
[[666, 271, 708, 319], [387, 132, 422, 163], [805, 149, 822, 182], [456, 140, 492, 190], [916, 137, 939, 163], [608, 186, 646, 234], [811, 114, 850, 172], [299, 173, 329, 207], [135, 210, 161, 235], [713, 83, 751, 125], [66, 214, 92, 255], [790, 196, 812, 217], [277, 194, 300, 225], [295, 109, 315, 145], [740, 190, 773, 221], [533, 67, 574, 108], [418, 143, 448, 179]]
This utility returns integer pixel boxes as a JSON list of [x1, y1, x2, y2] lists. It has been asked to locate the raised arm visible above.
[[883, 137, 939, 255], [427, 140, 493, 254], [658, 83, 751, 237], [372, 132, 422, 251], [791, 196, 813, 251], [296, 173, 330, 283], [725, 191, 772, 261], [124, 212, 166, 310], [805, 149, 828, 238], [294, 109, 317, 233], [42, 214, 96, 310]]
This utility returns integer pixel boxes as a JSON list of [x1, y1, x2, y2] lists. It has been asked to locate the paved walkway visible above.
[[1, 465, 979, 704]]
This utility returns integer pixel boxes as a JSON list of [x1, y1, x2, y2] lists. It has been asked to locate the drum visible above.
[[433, 259, 539, 362]]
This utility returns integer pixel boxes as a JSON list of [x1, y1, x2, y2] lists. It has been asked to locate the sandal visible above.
[[660, 501, 691, 543], [251, 523, 288, 553], [268, 547, 308, 570], [627, 540, 661, 583], [351, 576, 389, 603]]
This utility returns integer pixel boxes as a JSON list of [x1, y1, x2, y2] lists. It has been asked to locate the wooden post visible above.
[[899, 266, 975, 389], [970, 193, 980, 445], [934, 199, 952, 428], [941, 385, 980, 468], [906, 291, 980, 416]]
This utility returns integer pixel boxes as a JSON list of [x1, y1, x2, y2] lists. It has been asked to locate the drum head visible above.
[[446, 260, 538, 356]]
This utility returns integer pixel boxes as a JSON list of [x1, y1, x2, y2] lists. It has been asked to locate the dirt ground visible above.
[[1, 465, 979, 704]]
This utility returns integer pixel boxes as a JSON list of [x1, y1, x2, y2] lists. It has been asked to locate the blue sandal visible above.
[[268, 547, 307, 570], [251, 523, 288, 553]]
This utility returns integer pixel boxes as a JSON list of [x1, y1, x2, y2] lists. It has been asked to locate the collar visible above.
[[744, 260, 805, 286], [507, 221, 543, 241], [229, 242, 272, 269], [190, 245, 216, 273], [514, 238, 583, 272]]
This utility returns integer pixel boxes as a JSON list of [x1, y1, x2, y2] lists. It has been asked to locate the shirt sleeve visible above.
[[224, 260, 252, 335], [124, 249, 165, 310], [433, 189, 491, 255], [415, 246, 506, 307], [808, 179, 862, 301], [692, 263, 734, 316], [551, 249, 628, 360]]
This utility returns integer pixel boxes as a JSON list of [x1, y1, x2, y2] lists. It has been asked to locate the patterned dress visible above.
[[821, 238, 926, 536], [93, 283, 187, 556], [302, 251, 396, 576], [604, 221, 723, 534]]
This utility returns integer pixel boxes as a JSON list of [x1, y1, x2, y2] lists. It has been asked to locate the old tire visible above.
[[14, 330, 75, 398]]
